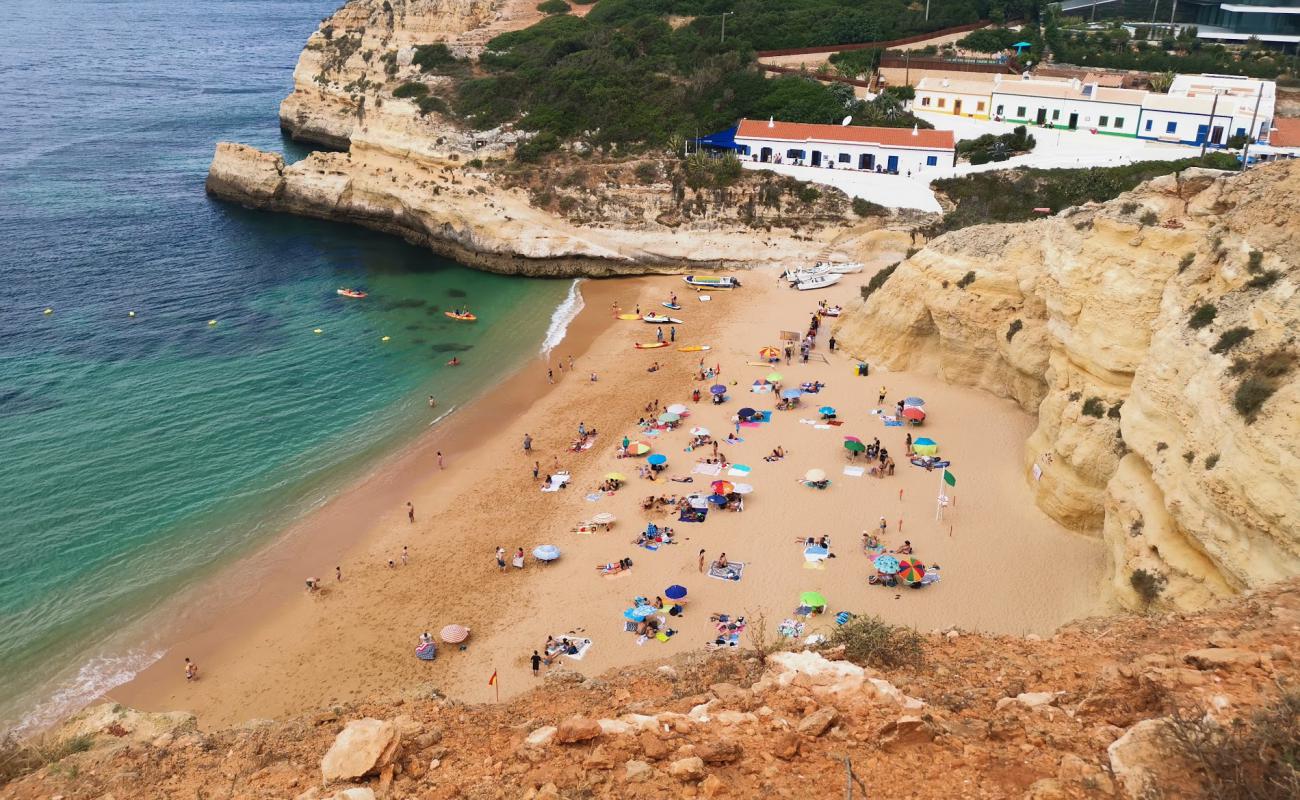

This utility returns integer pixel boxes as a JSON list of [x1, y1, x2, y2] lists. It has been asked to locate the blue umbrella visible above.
[[533, 545, 561, 561], [710, 384, 727, 395], [873, 554, 900, 575], [818, 405, 836, 415], [665, 584, 688, 600], [781, 388, 802, 399], [708, 493, 729, 505], [904, 396, 924, 407], [631, 604, 658, 620], [738, 407, 756, 419], [647, 453, 667, 465]]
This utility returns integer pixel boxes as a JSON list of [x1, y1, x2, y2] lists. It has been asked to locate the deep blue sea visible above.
[[0, 0, 575, 731]]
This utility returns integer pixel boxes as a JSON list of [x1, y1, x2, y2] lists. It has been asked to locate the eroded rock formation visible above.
[[833, 162, 1300, 610]]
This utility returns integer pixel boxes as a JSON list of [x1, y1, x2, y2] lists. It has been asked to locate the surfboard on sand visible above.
[[662, 302, 682, 310], [678, 345, 711, 352], [618, 313, 641, 320], [635, 342, 669, 349]]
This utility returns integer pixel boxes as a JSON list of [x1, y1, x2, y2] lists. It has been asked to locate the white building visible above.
[[734, 118, 955, 176], [1137, 73, 1275, 146], [914, 77, 998, 120], [990, 77, 1147, 137]]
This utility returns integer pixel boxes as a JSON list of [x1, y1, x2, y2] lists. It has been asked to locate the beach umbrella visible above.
[[873, 554, 901, 575], [912, 437, 938, 456], [818, 405, 836, 415], [738, 407, 756, 420], [658, 412, 681, 423], [843, 435, 863, 444], [710, 384, 726, 395], [897, 559, 926, 583], [903, 396, 925, 407], [625, 441, 651, 455], [731, 483, 753, 494], [707, 493, 729, 505], [711, 480, 734, 494], [605, 472, 627, 481], [591, 512, 616, 524], [533, 545, 561, 561], [766, 372, 783, 382], [759, 346, 780, 359], [844, 440, 866, 453], [440, 624, 470, 644], [901, 406, 926, 422], [799, 591, 827, 607], [647, 453, 667, 466], [665, 584, 688, 600], [690, 426, 711, 436], [666, 403, 688, 414], [804, 468, 827, 482], [625, 605, 657, 621], [781, 388, 802, 399]]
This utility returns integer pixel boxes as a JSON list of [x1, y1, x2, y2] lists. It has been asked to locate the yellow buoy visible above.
[[208, 320, 217, 326], [43, 308, 53, 315], [314, 328, 323, 334], [128, 311, 136, 318], [381, 335, 391, 342]]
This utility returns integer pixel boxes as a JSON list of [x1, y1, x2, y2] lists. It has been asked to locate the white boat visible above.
[[793, 273, 843, 291], [815, 261, 864, 274], [783, 265, 828, 283], [684, 275, 738, 290], [643, 314, 684, 324]]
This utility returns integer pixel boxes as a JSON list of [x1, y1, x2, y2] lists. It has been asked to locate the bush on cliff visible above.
[[822, 615, 925, 670], [537, 0, 570, 14], [393, 81, 429, 98]]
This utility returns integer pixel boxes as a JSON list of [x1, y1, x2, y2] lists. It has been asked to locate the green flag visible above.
[[942, 469, 956, 487]]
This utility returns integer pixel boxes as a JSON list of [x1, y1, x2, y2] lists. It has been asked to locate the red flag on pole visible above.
[[488, 670, 497, 686]]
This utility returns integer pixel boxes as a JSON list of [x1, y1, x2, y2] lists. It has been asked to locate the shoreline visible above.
[[81, 276, 634, 728], [101, 264, 1108, 730]]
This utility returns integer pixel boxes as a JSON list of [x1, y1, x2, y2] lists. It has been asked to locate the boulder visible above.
[[670, 756, 706, 781], [597, 718, 633, 736], [555, 716, 602, 744], [877, 715, 936, 750], [1183, 648, 1261, 670], [639, 731, 672, 760], [623, 759, 654, 782], [320, 719, 400, 783], [525, 726, 557, 747], [327, 790, 376, 800], [797, 706, 839, 737], [701, 773, 728, 797], [772, 731, 800, 760], [1108, 718, 1170, 799], [697, 738, 742, 764]]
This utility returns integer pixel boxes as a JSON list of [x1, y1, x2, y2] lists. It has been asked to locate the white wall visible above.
[[991, 93, 1142, 136], [915, 89, 992, 117], [736, 135, 952, 176]]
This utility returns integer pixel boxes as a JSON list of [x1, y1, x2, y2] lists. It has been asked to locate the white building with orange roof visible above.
[[732, 118, 956, 176]]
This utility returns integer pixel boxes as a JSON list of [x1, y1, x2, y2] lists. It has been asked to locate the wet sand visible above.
[[112, 268, 1107, 726]]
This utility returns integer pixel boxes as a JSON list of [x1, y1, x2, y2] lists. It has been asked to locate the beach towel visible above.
[[814, 424, 831, 430], [827, 420, 844, 426], [707, 560, 745, 582], [727, 464, 751, 477], [881, 415, 903, 427], [636, 541, 660, 551], [584, 493, 602, 502], [723, 437, 744, 444], [541, 472, 571, 492], [777, 619, 805, 638], [692, 463, 723, 476], [739, 421, 760, 428], [550, 635, 592, 660], [842, 466, 865, 477], [804, 544, 830, 562], [754, 411, 772, 422], [415, 642, 437, 661], [604, 569, 633, 579], [802, 560, 826, 570], [678, 507, 707, 523]]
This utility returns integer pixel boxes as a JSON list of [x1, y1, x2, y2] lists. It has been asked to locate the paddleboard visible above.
[[678, 345, 711, 352], [662, 303, 682, 310], [617, 313, 641, 320], [643, 315, 684, 324], [746, 361, 772, 367], [634, 342, 669, 349]]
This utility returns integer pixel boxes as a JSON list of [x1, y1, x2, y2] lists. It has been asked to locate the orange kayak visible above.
[[337, 288, 367, 299], [445, 312, 477, 321]]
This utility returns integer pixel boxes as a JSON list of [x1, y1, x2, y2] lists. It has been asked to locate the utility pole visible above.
[[1240, 84, 1265, 168], [925, 0, 930, 21], [720, 11, 734, 44], [1200, 89, 1221, 158], [905, 50, 911, 86]]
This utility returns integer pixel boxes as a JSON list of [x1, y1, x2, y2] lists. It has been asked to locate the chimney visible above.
[[912, 124, 918, 136], [942, 78, 949, 87], [768, 116, 774, 128]]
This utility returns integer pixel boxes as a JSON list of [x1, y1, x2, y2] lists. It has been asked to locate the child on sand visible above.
[[184, 657, 198, 681], [496, 547, 507, 572]]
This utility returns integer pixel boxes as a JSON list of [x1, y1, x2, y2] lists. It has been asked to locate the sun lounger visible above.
[[707, 561, 745, 581]]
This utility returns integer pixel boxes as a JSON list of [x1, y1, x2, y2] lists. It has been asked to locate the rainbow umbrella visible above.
[[665, 584, 688, 600], [647, 453, 667, 466], [711, 480, 735, 494], [844, 440, 866, 453], [897, 559, 926, 583], [912, 437, 938, 456], [625, 441, 651, 455], [873, 554, 900, 575], [799, 591, 827, 607], [710, 384, 727, 395], [759, 346, 781, 359], [901, 406, 926, 422], [440, 624, 470, 644]]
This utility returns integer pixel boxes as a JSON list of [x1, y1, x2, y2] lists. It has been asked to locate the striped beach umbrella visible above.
[[873, 554, 901, 575], [903, 396, 925, 407], [625, 441, 651, 455], [440, 624, 470, 644], [896, 559, 926, 583], [591, 512, 616, 524], [759, 346, 780, 359]]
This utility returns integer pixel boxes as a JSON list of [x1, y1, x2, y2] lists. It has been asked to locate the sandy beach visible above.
[[112, 261, 1107, 727]]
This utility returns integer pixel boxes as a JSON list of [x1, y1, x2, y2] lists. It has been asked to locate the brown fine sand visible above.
[[111, 268, 1106, 727]]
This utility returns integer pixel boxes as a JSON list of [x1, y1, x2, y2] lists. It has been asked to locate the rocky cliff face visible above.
[[5, 581, 1297, 799], [833, 162, 1300, 611]]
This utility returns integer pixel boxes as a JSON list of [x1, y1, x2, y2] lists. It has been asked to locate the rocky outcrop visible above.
[[833, 161, 1300, 610]]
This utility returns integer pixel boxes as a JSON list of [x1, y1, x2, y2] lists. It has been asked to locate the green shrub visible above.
[[412, 43, 459, 72], [1130, 568, 1166, 605], [796, 185, 821, 204], [1006, 318, 1023, 342], [1246, 270, 1280, 289], [852, 197, 886, 217], [537, 0, 569, 13], [1184, 450, 1196, 464], [467, 158, 483, 168], [1178, 252, 1195, 272], [416, 95, 448, 116], [822, 614, 925, 670], [1234, 377, 1276, 420], [1211, 327, 1253, 354], [1204, 452, 1220, 469], [861, 263, 898, 302], [1160, 692, 1300, 799], [516, 131, 560, 162], [1120, 201, 1139, 214], [1108, 401, 1123, 419], [1139, 210, 1158, 226], [0, 733, 94, 785], [392, 81, 429, 98], [634, 162, 658, 184], [1247, 250, 1263, 273], [956, 270, 975, 289], [1188, 304, 1217, 329], [1081, 397, 1106, 418]]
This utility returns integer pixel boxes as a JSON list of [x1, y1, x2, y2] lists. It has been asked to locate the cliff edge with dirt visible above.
[[832, 160, 1300, 611]]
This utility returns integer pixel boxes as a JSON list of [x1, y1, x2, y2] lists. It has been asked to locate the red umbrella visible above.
[[843, 435, 863, 444], [901, 407, 926, 421], [711, 480, 735, 495]]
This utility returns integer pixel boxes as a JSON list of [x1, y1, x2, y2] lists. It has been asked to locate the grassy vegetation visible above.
[[537, 0, 570, 13], [1161, 692, 1300, 798], [928, 153, 1239, 233], [392, 81, 429, 98], [852, 197, 887, 217], [0, 733, 94, 785], [1081, 397, 1106, 418], [956, 125, 1035, 165], [861, 262, 899, 301], [822, 614, 925, 670], [1230, 349, 1295, 422], [1188, 304, 1217, 329], [1211, 327, 1254, 355]]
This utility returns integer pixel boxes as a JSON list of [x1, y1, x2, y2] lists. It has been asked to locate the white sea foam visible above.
[[539, 279, 584, 357], [427, 404, 458, 427], [14, 648, 164, 736]]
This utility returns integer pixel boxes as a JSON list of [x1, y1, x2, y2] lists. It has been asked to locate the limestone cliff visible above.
[[833, 161, 1300, 610]]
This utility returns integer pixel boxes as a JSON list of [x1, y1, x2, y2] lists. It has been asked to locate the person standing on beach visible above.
[[336, 565, 342, 581], [184, 657, 197, 681], [523, 433, 533, 452], [698, 549, 706, 572], [547, 369, 554, 384], [568, 355, 574, 371], [407, 502, 415, 523], [531, 650, 543, 676], [437, 451, 444, 469], [578, 421, 586, 438], [878, 387, 887, 405], [533, 461, 540, 480], [496, 546, 507, 572], [402, 546, 409, 566], [670, 326, 676, 342], [656, 327, 664, 343]]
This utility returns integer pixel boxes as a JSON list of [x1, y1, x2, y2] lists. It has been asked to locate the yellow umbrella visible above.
[[758, 346, 780, 359], [605, 472, 627, 481]]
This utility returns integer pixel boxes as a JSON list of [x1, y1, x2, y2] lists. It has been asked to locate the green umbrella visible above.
[[843, 440, 866, 453], [800, 591, 826, 607], [767, 372, 783, 382]]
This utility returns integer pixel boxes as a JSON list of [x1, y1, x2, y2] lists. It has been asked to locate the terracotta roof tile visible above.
[[1272, 117, 1300, 147], [735, 119, 954, 150]]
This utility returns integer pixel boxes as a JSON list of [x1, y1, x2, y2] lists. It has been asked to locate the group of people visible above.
[[632, 522, 675, 547]]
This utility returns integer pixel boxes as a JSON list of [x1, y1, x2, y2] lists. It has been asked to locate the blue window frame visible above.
[[1165, 121, 1177, 134], [926, 156, 938, 166], [1145, 119, 1153, 132], [1236, 127, 1245, 137]]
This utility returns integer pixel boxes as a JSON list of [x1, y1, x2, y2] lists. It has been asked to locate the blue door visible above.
[[886, 155, 899, 172], [1195, 124, 1209, 144]]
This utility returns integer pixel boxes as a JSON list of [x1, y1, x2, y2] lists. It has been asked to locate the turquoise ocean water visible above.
[[0, 0, 576, 731]]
